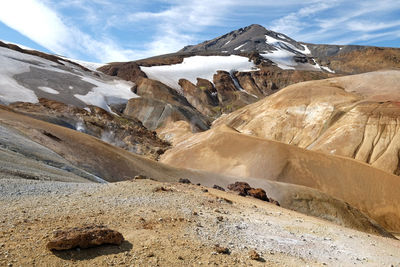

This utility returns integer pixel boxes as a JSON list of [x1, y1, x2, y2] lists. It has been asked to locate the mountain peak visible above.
[[179, 24, 305, 55]]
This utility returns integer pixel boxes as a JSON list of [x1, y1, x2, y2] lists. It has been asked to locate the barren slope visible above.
[[161, 125, 400, 232]]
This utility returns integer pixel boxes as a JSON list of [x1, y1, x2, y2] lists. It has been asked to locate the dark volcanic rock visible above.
[[228, 181, 269, 201], [227, 182, 252, 196], [178, 178, 191, 184], [213, 185, 225, 191], [47, 225, 124, 251], [247, 188, 269, 201]]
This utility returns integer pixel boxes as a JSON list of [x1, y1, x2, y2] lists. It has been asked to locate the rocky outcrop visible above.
[[123, 97, 209, 131], [234, 66, 330, 97], [98, 61, 146, 84], [227, 182, 252, 196], [10, 98, 170, 160], [47, 225, 124, 250], [178, 78, 219, 117], [121, 78, 210, 131], [227, 182, 269, 201]]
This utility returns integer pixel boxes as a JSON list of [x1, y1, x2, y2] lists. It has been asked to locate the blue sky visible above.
[[0, 0, 399, 63]]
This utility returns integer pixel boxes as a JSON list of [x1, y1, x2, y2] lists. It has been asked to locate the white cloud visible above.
[[0, 0, 136, 62]]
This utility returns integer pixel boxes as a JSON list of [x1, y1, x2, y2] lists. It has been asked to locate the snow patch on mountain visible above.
[[140, 55, 258, 91], [0, 46, 137, 111], [38, 87, 59, 94], [75, 77, 138, 113], [262, 35, 323, 71]]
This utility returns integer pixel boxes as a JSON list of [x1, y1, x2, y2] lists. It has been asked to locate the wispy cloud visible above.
[[0, 0, 399, 62], [271, 0, 400, 45], [0, 0, 136, 62]]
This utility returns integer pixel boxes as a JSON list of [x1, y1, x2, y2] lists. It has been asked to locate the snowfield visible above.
[[140, 55, 258, 91], [261, 35, 333, 71], [0, 46, 137, 112]]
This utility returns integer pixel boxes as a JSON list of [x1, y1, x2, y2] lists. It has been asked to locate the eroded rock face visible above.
[[47, 225, 124, 251], [179, 78, 219, 117], [122, 78, 210, 131], [124, 97, 210, 131], [10, 98, 170, 160]]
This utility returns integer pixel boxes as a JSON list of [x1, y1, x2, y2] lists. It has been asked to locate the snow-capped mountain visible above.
[[180, 24, 333, 71]]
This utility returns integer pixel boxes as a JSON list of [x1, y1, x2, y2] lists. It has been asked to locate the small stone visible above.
[[133, 175, 147, 180], [178, 256, 184, 260], [249, 250, 261, 261], [192, 211, 198, 216], [202, 189, 208, 193], [147, 252, 154, 257], [213, 185, 225, 191], [216, 216, 223, 222], [214, 245, 230, 254], [178, 178, 191, 184]]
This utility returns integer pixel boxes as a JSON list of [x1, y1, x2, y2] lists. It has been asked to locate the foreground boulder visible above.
[[47, 225, 124, 251]]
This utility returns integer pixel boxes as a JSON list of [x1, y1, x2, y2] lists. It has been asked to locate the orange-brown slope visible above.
[[213, 70, 400, 175], [161, 125, 400, 232]]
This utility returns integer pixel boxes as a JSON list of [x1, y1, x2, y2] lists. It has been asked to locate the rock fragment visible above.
[[46, 225, 124, 251], [179, 178, 191, 184], [213, 185, 225, 191], [214, 244, 230, 254], [249, 250, 262, 261]]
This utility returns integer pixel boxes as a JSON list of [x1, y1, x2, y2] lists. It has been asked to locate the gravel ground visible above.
[[1, 178, 400, 266]]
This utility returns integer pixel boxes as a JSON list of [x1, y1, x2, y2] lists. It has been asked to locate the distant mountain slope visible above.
[[213, 70, 400, 175]]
